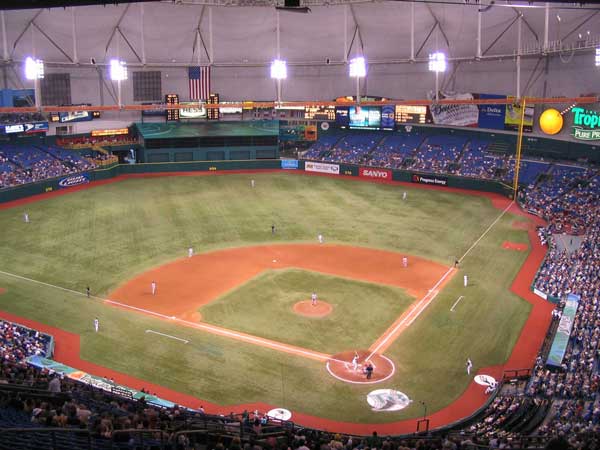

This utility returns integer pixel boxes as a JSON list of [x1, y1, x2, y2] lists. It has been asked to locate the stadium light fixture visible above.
[[596, 47, 600, 67], [428, 52, 447, 73], [24, 57, 44, 80], [110, 59, 128, 81], [270, 59, 287, 80], [349, 56, 366, 78]]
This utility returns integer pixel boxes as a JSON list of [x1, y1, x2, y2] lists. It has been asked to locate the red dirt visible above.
[[0, 288, 5, 295], [109, 244, 448, 320], [293, 300, 333, 318], [502, 241, 529, 251], [0, 170, 554, 435], [327, 350, 394, 384], [512, 220, 531, 230]]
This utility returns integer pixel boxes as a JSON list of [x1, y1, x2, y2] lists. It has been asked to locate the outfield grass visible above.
[[0, 173, 532, 423], [200, 269, 414, 354]]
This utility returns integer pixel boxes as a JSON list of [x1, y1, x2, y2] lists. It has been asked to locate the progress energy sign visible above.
[[359, 167, 392, 179], [546, 293, 580, 367], [305, 161, 340, 175], [411, 173, 448, 186], [571, 107, 600, 141]]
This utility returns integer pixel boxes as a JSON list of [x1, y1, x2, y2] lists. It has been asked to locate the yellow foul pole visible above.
[[512, 97, 527, 200]]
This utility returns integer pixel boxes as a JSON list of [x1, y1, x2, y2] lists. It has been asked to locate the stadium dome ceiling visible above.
[[1, 0, 599, 69]]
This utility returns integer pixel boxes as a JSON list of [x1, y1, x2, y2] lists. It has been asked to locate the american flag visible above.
[[188, 66, 210, 101]]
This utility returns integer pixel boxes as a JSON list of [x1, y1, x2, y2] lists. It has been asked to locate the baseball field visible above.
[[0, 172, 538, 429]]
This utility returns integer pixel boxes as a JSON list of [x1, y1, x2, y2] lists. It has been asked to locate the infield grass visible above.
[[0, 173, 532, 423]]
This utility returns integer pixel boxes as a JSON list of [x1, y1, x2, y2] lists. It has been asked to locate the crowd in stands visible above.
[[56, 134, 138, 149], [0, 112, 45, 125], [0, 144, 97, 189]]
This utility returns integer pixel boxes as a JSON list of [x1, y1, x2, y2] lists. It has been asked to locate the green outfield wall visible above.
[[0, 159, 512, 204]]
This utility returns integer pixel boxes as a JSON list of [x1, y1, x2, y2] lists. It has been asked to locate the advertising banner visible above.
[[571, 107, 600, 141], [381, 105, 396, 129], [504, 98, 534, 132], [58, 173, 90, 189], [281, 159, 299, 170], [27, 356, 179, 409], [429, 92, 479, 127], [59, 111, 92, 123], [477, 94, 507, 130], [305, 161, 340, 175], [359, 167, 392, 180], [411, 173, 448, 186], [546, 293, 580, 367], [4, 122, 49, 134]]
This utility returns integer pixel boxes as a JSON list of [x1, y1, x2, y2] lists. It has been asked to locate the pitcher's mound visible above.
[[327, 349, 395, 384], [293, 300, 333, 318]]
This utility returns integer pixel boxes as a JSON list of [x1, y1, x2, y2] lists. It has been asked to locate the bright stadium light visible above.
[[24, 57, 44, 80], [110, 59, 128, 81], [349, 56, 366, 78], [270, 59, 287, 80], [596, 47, 600, 67], [428, 52, 447, 73]]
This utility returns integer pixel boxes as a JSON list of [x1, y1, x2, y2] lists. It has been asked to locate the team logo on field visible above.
[[474, 375, 497, 387], [366, 389, 411, 412]]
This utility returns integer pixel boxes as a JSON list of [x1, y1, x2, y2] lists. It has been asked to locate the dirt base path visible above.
[[110, 244, 449, 321]]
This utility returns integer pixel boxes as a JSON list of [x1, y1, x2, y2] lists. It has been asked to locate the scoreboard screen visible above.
[[165, 94, 180, 121], [207, 93, 220, 120], [395, 105, 429, 124], [304, 105, 336, 120]]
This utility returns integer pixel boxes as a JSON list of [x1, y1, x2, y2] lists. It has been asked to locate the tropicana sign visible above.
[[571, 107, 600, 141]]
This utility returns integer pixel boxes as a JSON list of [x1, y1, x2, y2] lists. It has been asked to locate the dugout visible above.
[[135, 120, 279, 163]]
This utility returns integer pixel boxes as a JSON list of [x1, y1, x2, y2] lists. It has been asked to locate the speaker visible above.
[[284, 0, 300, 7]]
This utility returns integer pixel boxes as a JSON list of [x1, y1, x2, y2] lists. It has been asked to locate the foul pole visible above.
[[512, 97, 527, 200]]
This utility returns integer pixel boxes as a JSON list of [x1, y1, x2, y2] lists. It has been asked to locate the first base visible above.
[[272, 259, 277, 262]]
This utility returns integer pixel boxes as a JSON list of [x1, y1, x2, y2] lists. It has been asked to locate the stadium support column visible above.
[[543, 2, 549, 53], [476, 9, 482, 60], [513, 97, 527, 200], [1, 11, 8, 62], [71, 8, 78, 64], [140, 3, 146, 65], [410, 2, 415, 61]]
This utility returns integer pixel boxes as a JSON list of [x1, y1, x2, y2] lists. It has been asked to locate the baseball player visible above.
[[352, 352, 360, 371], [251, 179, 255, 188], [86, 286, 90, 298], [402, 192, 407, 200], [151, 281, 157, 296], [402, 257, 408, 268], [318, 234, 323, 244], [464, 275, 468, 287], [271, 224, 276, 234], [188, 247, 194, 258], [466, 358, 473, 375], [23, 212, 29, 223], [311, 292, 318, 306], [94, 317, 99, 333]]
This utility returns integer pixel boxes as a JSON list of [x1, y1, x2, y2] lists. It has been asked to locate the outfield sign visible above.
[[27, 356, 180, 409], [58, 173, 90, 189], [571, 107, 600, 141], [281, 159, 299, 170], [359, 167, 392, 179], [305, 161, 340, 175], [546, 293, 580, 367], [411, 173, 448, 186]]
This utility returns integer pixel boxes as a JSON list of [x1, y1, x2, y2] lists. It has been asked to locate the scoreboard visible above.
[[395, 105, 429, 124], [207, 93, 220, 120], [304, 105, 336, 120], [165, 94, 180, 121]]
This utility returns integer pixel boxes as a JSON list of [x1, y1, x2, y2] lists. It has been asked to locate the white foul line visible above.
[[145, 329, 189, 344], [450, 296, 464, 312], [459, 200, 514, 263]]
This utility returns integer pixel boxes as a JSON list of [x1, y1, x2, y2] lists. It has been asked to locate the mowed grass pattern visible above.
[[200, 269, 414, 354], [0, 173, 532, 423]]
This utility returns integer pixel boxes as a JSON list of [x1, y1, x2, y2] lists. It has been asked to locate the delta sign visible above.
[[571, 107, 600, 141]]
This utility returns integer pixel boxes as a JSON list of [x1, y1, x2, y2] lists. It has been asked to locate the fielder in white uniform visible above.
[[94, 318, 99, 333], [352, 352, 360, 371], [402, 257, 408, 268], [188, 247, 193, 258], [151, 281, 157, 295], [311, 292, 318, 306], [466, 358, 473, 375], [24, 212, 29, 223], [464, 275, 468, 287], [318, 234, 323, 244], [251, 179, 255, 188], [402, 192, 407, 200]]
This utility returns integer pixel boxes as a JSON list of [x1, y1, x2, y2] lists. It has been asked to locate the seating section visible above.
[[0, 144, 97, 189], [457, 139, 506, 179], [411, 135, 467, 173], [504, 159, 551, 185], [368, 134, 423, 168], [322, 133, 382, 164]]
